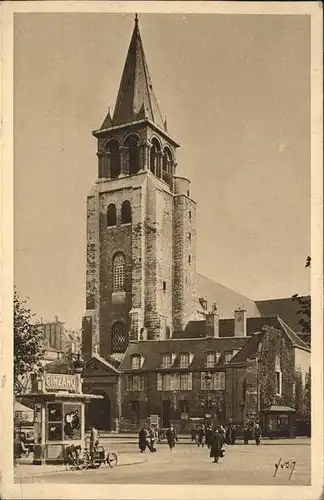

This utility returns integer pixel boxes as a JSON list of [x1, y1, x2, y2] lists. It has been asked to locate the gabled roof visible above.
[[120, 337, 250, 372], [85, 354, 121, 374], [109, 15, 165, 129]]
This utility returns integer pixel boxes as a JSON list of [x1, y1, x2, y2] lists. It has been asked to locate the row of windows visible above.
[[154, 351, 238, 370], [107, 201, 132, 226], [125, 372, 226, 392]]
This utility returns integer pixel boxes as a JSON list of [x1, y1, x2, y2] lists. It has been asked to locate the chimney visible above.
[[234, 309, 247, 337], [206, 305, 219, 338], [199, 297, 208, 311]]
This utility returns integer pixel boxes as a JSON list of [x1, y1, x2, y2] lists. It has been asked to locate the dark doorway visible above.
[[162, 400, 171, 428], [86, 391, 111, 431]]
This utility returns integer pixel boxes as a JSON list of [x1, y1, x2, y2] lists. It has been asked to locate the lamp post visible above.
[[205, 371, 212, 423]]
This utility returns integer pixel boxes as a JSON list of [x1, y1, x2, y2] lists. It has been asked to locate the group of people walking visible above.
[[138, 423, 178, 453]]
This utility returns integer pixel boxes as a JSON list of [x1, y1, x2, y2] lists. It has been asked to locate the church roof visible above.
[[197, 273, 261, 318], [111, 15, 165, 129]]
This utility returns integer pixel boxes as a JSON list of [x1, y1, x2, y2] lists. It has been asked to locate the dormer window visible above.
[[206, 352, 215, 368], [161, 354, 172, 369], [224, 351, 233, 363], [180, 353, 189, 369], [131, 355, 141, 370]]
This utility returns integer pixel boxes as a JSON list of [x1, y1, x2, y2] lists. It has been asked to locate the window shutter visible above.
[[201, 372, 206, 391], [171, 354, 177, 365], [189, 353, 194, 365], [188, 373, 192, 390], [157, 373, 162, 391], [219, 372, 225, 390]]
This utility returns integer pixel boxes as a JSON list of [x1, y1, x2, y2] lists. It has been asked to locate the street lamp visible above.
[[205, 372, 212, 422]]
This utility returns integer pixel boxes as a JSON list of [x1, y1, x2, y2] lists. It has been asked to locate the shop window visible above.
[[63, 403, 81, 440], [121, 200, 132, 224]]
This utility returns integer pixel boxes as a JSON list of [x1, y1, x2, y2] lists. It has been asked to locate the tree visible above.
[[292, 256, 311, 343], [14, 290, 45, 395]]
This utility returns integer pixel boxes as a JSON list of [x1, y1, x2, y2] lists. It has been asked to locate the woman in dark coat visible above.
[[138, 427, 148, 453], [166, 424, 177, 451], [210, 428, 224, 463], [205, 425, 214, 449]]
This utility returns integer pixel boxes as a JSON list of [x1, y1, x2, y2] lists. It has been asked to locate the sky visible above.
[[14, 12, 311, 329]]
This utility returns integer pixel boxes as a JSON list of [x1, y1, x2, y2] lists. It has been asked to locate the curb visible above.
[[14, 458, 147, 479]]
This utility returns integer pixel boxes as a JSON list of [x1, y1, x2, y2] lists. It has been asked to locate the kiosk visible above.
[[22, 371, 102, 464]]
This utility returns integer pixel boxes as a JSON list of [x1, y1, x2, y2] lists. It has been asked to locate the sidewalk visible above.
[[14, 453, 147, 479]]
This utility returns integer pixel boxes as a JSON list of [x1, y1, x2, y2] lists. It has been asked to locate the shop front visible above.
[[22, 371, 102, 464], [261, 405, 296, 438]]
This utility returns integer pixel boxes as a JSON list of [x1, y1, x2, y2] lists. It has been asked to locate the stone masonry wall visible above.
[[99, 188, 133, 356], [173, 196, 197, 332]]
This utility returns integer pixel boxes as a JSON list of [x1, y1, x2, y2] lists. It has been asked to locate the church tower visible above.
[[82, 15, 197, 360]]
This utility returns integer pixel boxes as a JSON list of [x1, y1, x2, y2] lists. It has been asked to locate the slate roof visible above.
[[109, 16, 165, 130], [120, 337, 250, 372], [197, 273, 260, 318]]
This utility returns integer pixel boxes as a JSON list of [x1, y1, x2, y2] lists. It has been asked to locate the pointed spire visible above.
[[112, 15, 165, 129], [100, 106, 113, 129]]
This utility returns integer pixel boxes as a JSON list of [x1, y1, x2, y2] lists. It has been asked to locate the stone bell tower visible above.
[[82, 15, 197, 360]]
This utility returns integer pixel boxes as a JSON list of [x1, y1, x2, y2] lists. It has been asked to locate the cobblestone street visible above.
[[15, 439, 311, 485]]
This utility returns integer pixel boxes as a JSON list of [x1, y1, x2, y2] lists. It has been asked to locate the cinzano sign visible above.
[[45, 373, 76, 392]]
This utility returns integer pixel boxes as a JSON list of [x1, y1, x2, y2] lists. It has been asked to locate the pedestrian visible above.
[[210, 427, 224, 463], [90, 425, 100, 459], [166, 423, 177, 451], [226, 424, 232, 445], [254, 423, 261, 445], [206, 425, 214, 449], [149, 426, 157, 452], [190, 426, 196, 443], [219, 425, 226, 444], [231, 424, 237, 445], [243, 424, 249, 445], [197, 425, 205, 448], [138, 426, 148, 453]]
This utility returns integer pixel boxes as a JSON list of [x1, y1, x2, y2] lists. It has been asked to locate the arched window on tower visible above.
[[111, 322, 128, 353], [150, 138, 161, 177], [121, 200, 132, 224], [107, 139, 120, 179], [163, 147, 173, 175], [113, 252, 125, 292], [107, 204, 116, 227], [125, 135, 140, 175]]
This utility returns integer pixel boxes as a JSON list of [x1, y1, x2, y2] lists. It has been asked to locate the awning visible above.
[[262, 405, 296, 413], [15, 402, 33, 413]]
